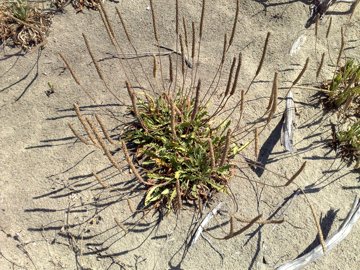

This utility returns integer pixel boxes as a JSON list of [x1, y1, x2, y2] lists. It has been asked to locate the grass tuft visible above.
[[122, 93, 241, 212], [319, 59, 360, 167]]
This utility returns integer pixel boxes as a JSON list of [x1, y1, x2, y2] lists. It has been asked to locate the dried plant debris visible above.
[[51, 0, 102, 12], [281, 90, 296, 153], [318, 59, 360, 167], [305, 0, 358, 28], [306, 0, 335, 28], [0, 0, 52, 50]]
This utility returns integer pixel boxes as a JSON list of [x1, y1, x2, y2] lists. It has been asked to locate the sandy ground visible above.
[[0, 0, 359, 269]]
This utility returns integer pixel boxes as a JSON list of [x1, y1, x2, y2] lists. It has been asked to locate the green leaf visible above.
[[174, 170, 183, 180], [145, 186, 160, 206]]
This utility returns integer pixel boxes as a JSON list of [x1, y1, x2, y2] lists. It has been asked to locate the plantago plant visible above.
[[63, 1, 309, 239]]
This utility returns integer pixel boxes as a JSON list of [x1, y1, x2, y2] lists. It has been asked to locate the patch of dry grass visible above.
[[0, 0, 52, 50]]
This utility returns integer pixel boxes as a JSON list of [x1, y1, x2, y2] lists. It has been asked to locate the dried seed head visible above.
[[199, 0, 206, 39], [87, 117, 121, 171], [191, 79, 201, 121], [126, 82, 147, 131], [227, 0, 239, 50], [95, 114, 116, 145], [179, 34, 185, 75], [168, 54, 173, 83], [221, 34, 227, 64], [68, 123, 89, 145], [292, 57, 309, 86], [254, 128, 259, 159], [230, 52, 242, 96], [267, 72, 278, 123], [316, 53, 325, 79], [225, 57, 237, 97], [83, 33, 104, 81], [99, 1, 115, 38], [239, 89, 244, 122], [116, 7, 132, 44], [59, 53, 80, 85], [122, 141, 152, 186], [191, 21, 196, 59], [152, 54, 157, 78], [149, 0, 159, 41], [114, 218, 128, 233], [73, 104, 99, 147], [93, 171, 108, 188], [183, 17, 188, 49], [175, 0, 179, 34], [326, 17, 332, 39], [286, 161, 306, 185], [255, 32, 270, 77]]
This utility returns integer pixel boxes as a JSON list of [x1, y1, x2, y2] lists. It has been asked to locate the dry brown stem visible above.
[[114, 218, 128, 233], [227, 0, 239, 50], [126, 82, 147, 131], [73, 104, 99, 147], [82, 33, 104, 81], [127, 198, 134, 213], [87, 117, 121, 171], [220, 129, 231, 166], [170, 98, 177, 140], [68, 123, 89, 145], [95, 114, 116, 145], [98, 2, 116, 45], [234, 216, 284, 225], [59, 54, 97, 103], [93, 171, 108, 188], [121, 141, 153, 186], [316, 53, 325, 79], [285, 161, 306, 186], [222, 214, 262, 240], [59, 53, 81, 85], [303, 194, 327, 252]]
